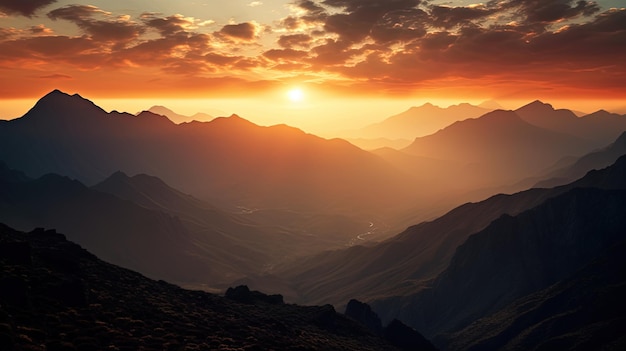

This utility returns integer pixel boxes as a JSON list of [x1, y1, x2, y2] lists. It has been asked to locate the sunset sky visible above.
[[1, 0, 625, 133]]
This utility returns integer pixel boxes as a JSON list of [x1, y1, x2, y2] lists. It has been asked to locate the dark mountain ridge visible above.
[[0, 223, 422, 351], [373, 186, 626, 346]]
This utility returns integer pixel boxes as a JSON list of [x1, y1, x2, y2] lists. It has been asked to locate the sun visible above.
[[287, 88, 304, 102]]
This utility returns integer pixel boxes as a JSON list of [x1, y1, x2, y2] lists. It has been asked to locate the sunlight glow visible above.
[[287, 88, 304, 102]]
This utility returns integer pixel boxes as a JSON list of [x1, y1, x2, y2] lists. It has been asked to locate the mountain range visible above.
[[0, 90, 417, 219], [2, 89, 626, 350]]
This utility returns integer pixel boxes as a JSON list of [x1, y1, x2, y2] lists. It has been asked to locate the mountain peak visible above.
[[517, 100, 555, 113], [22, 89, 106, 122]]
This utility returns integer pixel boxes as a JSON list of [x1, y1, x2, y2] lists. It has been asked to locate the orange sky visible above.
[[0, 0, 625, 132]]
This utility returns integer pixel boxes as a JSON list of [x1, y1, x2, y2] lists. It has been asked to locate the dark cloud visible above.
[[218, 22, 258, 41], [48, 5, 144, 45], [263, 48, 308, 61], [488, 0, 600, 25], [278, 33, 312, 48], [0, 36, 102, 68], [322, 0, 422, 43], [0, 0, 56, 17], [430, 5, 497, 29], [142, 13, 195, 37]]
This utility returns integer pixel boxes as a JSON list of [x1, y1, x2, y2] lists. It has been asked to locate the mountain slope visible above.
[[0, 168, 270, 286], [277, 155, 626, 309], [0, 223, 414, 351], [372, 187, 626, 345], [445, 241, 626, 351]]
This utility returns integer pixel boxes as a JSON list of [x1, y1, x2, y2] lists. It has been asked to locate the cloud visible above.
[[30, 24, 53, 35], [277, 33, 312, 48], [48, 5, 144, 46], [492, 0, 601, 25], [0, 0, 56, 17], [218, 22, 260, 42], [248, 1, 263, 7]]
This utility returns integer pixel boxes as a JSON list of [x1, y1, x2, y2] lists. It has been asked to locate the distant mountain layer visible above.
[[516, 100, 626, 147], [146, 105, 214, 124], [402, 110, 595, 185], [344, 103, 491, 140], [0, 223, 414, 351]]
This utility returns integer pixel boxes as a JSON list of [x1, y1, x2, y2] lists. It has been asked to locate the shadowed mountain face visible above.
[[444, 241, 626, 351], [373, 187, 626, 346], [0, 224, 413, 351], [0, 90, 415, 218]]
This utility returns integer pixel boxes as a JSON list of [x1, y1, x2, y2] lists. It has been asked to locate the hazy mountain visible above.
[[0, 90, 415, 218], [146, 105, 214, 124], [344, 137, 412, 150], [276, 154, 626, 311], [516, 100, 626, 147], [401, 110, 595, 187], [92, 171, 373, 272], [533, 131, 626, 188], [0, 224, 420, 351], [0, 167, 275, 286], [344, 103, 491, 140], [373, 187, 626, 348]]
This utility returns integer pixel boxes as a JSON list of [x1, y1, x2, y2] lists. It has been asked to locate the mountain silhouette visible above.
[[0, 90, 414, 217], [516, 100, 626, 147], [344, 102, 490, 140], [0, 223, 424, 351], [147, 105, 214, 124], [401, 109, 595, 187]]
